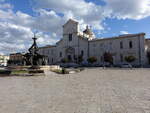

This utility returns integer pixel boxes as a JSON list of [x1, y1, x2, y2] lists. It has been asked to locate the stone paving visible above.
[[0, 68, 150, 113]]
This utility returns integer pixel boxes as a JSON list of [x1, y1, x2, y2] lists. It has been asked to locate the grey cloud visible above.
[[104, 0, 150, 20]]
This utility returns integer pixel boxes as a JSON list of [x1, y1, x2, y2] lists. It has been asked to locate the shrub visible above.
[[61, 58, 68, 63], [0, 70, 11, 75], [11, 70, 28, 74], [78, 55, 83, 63], [29, 70, 44, 74], [103, 52, 113, 64], [87, 57, 97, 64], [125, 56, 136, 63]]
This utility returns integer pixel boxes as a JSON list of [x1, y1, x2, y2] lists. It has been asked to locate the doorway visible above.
[[67, 55, 72, 62]]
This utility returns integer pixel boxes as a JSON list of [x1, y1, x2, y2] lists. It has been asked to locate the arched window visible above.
[[59, 52, 62, 57], [52, 58, 53, 63], [48, 58, 49, 64], [81, 50, 84, 56], [69, 34, 72, 41], [120, 54, 123, 62], [129, 41, 133, 49], [120, 41, 123, 49]]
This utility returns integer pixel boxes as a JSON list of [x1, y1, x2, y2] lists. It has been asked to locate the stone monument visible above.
[[23, 34, 48, 66], [22, 34, 48, 75], [6, 34, 60, 76]]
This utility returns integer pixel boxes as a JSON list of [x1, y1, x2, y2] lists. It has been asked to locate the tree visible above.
[[61, 58, 68, 63], [87, 57, 97, 64], [125, 56, 136, 63], [78, 55, 83, 63], [103, 52, 113, 64]]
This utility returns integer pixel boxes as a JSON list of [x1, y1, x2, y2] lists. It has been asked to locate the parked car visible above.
[[81, 61, 89, 67], [101, 62, 113, 67], [60, 63, 80, 68], [121, 63, 132, 68]]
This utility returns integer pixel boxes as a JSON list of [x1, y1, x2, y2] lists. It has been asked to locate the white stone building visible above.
[[39, 19, 149, 66], [38, 45, 56, 65]]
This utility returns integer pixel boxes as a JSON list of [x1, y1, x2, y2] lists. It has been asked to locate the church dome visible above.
[[83, 26, 93, 36]]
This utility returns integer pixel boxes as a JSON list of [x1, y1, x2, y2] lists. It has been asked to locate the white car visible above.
[[121, 64, 132, 68]]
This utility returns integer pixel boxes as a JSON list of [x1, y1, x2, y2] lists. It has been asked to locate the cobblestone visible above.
[[0, 68, 150, 113]]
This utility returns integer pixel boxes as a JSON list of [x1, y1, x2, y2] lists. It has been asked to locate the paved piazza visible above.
[[0, 68, 150, 113]]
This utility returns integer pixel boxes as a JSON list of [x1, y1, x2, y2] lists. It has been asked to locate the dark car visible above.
[[121, 63, 132, 68]]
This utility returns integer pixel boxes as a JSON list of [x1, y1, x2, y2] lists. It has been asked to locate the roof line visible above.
[[90, 33, 145, 42]]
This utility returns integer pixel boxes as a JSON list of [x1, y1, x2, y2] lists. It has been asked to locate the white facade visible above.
[[39, 19, 148, 66], [89, 34, 146, 66], [38, 45, 56, 65]]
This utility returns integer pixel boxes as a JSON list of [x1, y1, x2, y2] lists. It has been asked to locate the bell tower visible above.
[[63, 19, 79, 35]]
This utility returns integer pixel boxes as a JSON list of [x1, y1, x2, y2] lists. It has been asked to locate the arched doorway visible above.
[[65, 47, 75, 62]]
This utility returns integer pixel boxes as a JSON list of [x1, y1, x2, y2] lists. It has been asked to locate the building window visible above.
[[48, 58, 49, 64], [109, 42, 112, 50], [81, 50, 84, 56], [52, 58, 53, 63], [100, 43, 104, 47], [129, 41, 133, 49], [51, 50, 53, 55], [120, 54, 123, 62], [59, 52, 62, 57], [68, 55, 72, 61], [93, 43, 96, 47], [120, 41, 123, 49], [69, 34, 72, 41]]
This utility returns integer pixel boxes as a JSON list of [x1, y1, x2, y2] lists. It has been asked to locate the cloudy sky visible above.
[[0, 0, 150, 55]]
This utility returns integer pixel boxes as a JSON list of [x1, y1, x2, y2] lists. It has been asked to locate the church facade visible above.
[[38, 19, 149, 66]]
